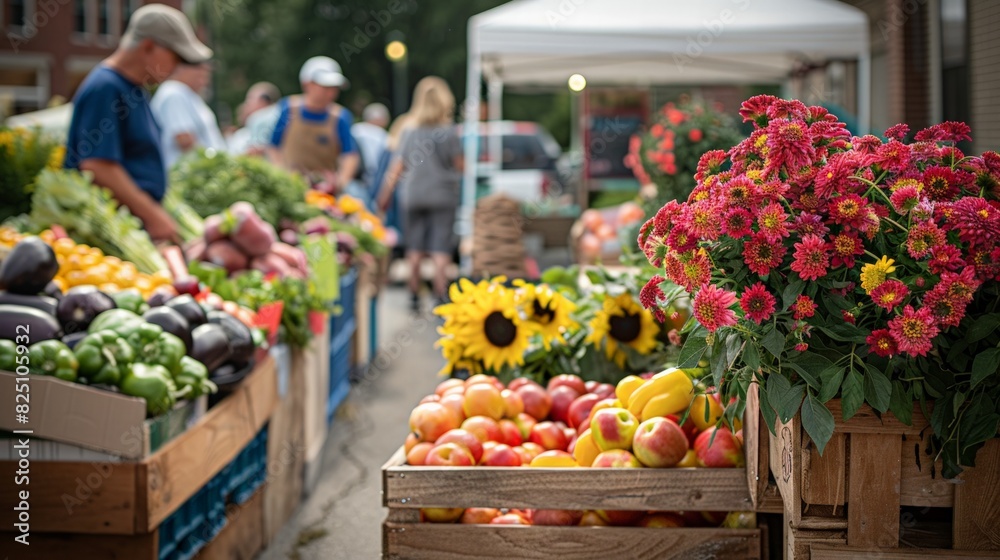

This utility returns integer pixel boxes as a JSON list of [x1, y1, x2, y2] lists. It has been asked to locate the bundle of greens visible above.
[[162, 188, 205, 242], [170, 149, 318, 226], [27, 170, 168, 274]]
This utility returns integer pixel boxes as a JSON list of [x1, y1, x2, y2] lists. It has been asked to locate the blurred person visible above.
[[351, 102, 389, 190], [269, 56, 359, 191], [64, 4, 211, 242], [379, 77, 463, 312], [228, 81, 281, 156], [151, 61, 227, 168]]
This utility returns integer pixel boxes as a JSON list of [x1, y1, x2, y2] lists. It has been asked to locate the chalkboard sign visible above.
[[584, 89, 649, 180]]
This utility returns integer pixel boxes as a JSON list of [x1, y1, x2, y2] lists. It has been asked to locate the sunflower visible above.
[[435, 277, 529, 372], [514, 281, 579, 349], [585, 292, 660, 369]]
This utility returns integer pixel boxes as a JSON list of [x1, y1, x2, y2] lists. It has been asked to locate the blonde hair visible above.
[[409, 76, 454, 127]]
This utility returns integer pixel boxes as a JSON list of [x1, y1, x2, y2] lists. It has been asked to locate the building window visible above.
[[98, 0, 110, 35], [10, 1, 28, 27], [122, 0, 139, 34], [940, 0, 968, 147], [74, 0, 88, 34]]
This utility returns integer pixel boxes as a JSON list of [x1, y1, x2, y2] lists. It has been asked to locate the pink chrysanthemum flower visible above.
[[948, 197, 1000, 247], [791, 234, 830, 280], [793, 213, 830, 238], [722, 208, 754, 238], [914, 121, 972, 143], [828, 194, 869, 230], [739, 94, 778, 125], [756, 202, 791, 242], [814, 152, 862, 199], [722, 176, 762, 209], [889, 185, 922, 215], [666, 226, 698, 253], [680, 201, 723, 241], [885, 123, 910, 141], [852, 134, 883, 155], [739, 282, 776, 325], [792, 295, 817, 320], [906, 221, 947, 259], [692, 284, 738, 333], [866, 329, 898, 357], [922, 166, 962, 201], [695, 150, 728, 182], [928, 244, 965, 275], [639, 275, 667, 322], [874, 140, 911, 172], [743, 232, 788, 275], [828, 232, 865, 268], [765, 118, 816, 175], [888, 306, 939, 357], [870, 279, 909, 311]]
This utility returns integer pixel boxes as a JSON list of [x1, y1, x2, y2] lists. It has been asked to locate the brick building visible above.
[[0, 0, 183, 116]]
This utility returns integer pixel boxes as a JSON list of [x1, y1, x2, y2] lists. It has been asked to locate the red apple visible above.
[[584, 380, 600, 393], [501, 389, 524, 418], [512, 446, 533, 464], [579, 511, 609, 526], [547, 374, 586, 395], [590, 408, 640, 451], [425, 442, 475, 466], [491, 513, 530, 525], [520, 442, 544, 460], [548, 385, 581, 425], [435, 429, 484, 464], [435, 378, 465, 397], [680, 511, 711, 527], [404, 432, 420, 454], [592, 383, 616, 400], [410, 402, 460, 442], [499, 419, 523, 446], [530, 421, 570, 451], [507, 377, 539, 392], [694, 427, 745, 468], [566, 394, 601, 430], [533, 509, 584, 526], [584, 398, 620, 429], [529, 450, 578, 467], [596, 509, 645, 526], [406, 442, 435, 465], [515, 384, 552, 420], [563, 426, 577, 445], [639, 512, 685, 528], [422, 507, 465, 523], [439, 394, 466, 424], [463, 383, 506, 421], [442, 386, 466, 398], [513, 412, 538, 439], [701, 511, 728, 526], [420, 394, 441, 404], [465, 373, 505, 392], [632, 417, 689, 468], [461, 416, 503, 442], [665, 414, 699, 447], [481, 443, 523, 466], [591, 449, 642, 468], [735, 428, 744, 446], [460, 508, 500, 524]]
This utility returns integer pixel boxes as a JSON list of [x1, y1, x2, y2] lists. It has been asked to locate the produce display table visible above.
[[0, 355, 278, 559]]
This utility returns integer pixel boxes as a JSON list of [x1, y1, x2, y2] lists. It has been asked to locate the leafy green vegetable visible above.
[[170, 149, 318, 226]]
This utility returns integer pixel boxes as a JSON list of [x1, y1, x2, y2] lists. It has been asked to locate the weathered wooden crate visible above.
[[382, 447, 764, 559], [0, 356, 278, 558], [755, 390, 1000, 558]]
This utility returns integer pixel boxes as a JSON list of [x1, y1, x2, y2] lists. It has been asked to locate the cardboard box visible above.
[[0, 370, 203, 460]]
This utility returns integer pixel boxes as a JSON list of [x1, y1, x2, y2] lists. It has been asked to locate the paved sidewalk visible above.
[[259, 287, 444, 560]]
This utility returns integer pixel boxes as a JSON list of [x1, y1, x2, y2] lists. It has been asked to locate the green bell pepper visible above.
[[110, 289, 149, 315], [28, 340, 78, 382], [0, 340, 16, 372], [120, 363, 176, 416], [74, 330, 136, 385], [88, 308, 143, 334], [114, 322, 186, 376], [176, 356, 217, 398]]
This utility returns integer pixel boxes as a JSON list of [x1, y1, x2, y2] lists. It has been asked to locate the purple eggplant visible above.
[[0, 292, 58, 316], [0, 304, 63, 342], [56, 286, 117, 334], [0, 237, 59, 295]]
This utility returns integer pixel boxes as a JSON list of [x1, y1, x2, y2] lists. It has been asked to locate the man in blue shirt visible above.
[[65, 4, 211, 242], [269, 56, 359, 192]]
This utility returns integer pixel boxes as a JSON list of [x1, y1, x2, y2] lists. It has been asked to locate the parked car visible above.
[[459, 121, 569, 203]]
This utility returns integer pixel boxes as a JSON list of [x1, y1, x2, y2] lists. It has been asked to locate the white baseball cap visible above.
[[299, 56, 349, 89]]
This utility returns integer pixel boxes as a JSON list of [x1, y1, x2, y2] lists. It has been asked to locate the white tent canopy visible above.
[[460, 0, 870, 270]]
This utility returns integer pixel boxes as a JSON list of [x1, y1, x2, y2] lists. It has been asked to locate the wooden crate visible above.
[[382, 448, 763, 559], [0, 356, 278, 537], [263, 346, 309, 544], [761, 393, 1000, 557]]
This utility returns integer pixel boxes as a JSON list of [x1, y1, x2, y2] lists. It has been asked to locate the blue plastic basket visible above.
[[158, 426, 269, 560]]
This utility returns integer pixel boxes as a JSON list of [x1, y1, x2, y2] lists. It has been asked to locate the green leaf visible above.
[[785, 352, 835, 391], [725, 332, 742, 368], [743, 343, 761, 372], [818, 365, 845, 403], [761, 328, 785, 359], [781, 279, 805, 311], [801, 394, 836, 455], [766, 374, 806, 423], [966, 313, 1000, 344], [760, 394, 778, 434], [840, 367, 864, 420], [863, 363, 892, 413], [971, 348, 1000, 389], [710, 339, 727, 387], [889, 380, 912, 425], [678, 336, 708, 369]]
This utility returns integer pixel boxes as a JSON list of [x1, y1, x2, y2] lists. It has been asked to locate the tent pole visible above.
[[461, 24, 482, 276], [488, 77, 504, 200], [857, 35, 871, 135]]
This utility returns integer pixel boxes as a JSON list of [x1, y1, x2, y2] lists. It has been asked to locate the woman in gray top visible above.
[[380, 76, 464, 312]]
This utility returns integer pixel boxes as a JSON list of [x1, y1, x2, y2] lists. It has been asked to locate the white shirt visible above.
[[351, 121, 388, 183], [151, 80, 227, 168]]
